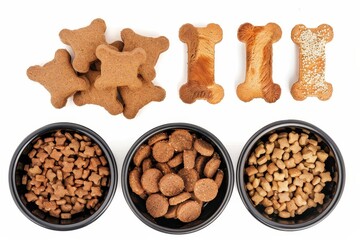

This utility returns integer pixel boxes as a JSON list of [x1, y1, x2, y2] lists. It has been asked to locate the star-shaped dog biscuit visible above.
[[73, 70, 123, 115], [27, 49, 89, 108], [94, 44, 146, 89], [59, 18, 107, 73]]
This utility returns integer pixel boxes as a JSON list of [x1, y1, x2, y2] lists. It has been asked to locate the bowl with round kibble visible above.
[[9, 122, 118, 230], [122, 123, 234, 234], [236, 119, 345, 231]]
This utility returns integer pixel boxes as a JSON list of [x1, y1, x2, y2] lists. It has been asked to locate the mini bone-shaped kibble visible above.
[[59, 18, 107, 73], [121, 28, 169, 81], [291, 24, 334, 101], [94, 44, 146, 89], [179, 23, 224, 104], [27, 49, 89, 108], [237, 23, 282, 103]]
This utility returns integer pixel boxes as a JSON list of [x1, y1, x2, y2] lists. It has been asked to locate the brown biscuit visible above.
[[146, 193, 169, 218], [59, 18, 107, 73], [203, 153, 221, 178], [176, 200, 202, 223], [155, 162, 172, 175], [142, 158, 153, 173], [159, 173, 185, 197], [193, 178, 218, 202], [91, 40, 124, 71], [236, 23, 282, 103], [94, 44, 146, 90], [178, 168, 199, 192], [183, 149, 197, 169], [121, 28, 169, 81], [129, 168, 146, 198], [164, 205, 178, 219], [73, 70, 123, 115], [167, 153, 183, 168], [133, 144, 151, 167], [194, 138, 214, 157], [214, 169, 224, 188], [195, 155, 208, 175], [148, 132, 168, 146], [169, 129, 193, 151], [179, 23, 224, 104], [169, 192, 192, 205], [27, 49, 89, 108], [141, 168, 163, 194], [291, 24, 333, 101], [119, 80, 166, 119], [152, 141, 175, 163]]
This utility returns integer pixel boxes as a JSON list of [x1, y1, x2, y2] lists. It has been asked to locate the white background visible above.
[[1, 0, 359, 239]]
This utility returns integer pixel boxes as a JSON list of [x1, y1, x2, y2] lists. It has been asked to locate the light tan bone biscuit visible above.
[[121, 28, 169, 81], [27, 49, 89, 108], [59, 18, 107, 73], [119, 80, 166, 119], [237, 23, 282, 103], [291, 24, 334, 101], [94, 44, 146, 90], [179, 23, 224, 104], [73, 70, 123, 115]]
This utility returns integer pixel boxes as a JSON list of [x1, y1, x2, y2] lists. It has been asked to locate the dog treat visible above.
[[27, 49, 89, 108], [119, 80, 166, 119], [91, 40, 125, 71], [291, 24, 334, 101], [237, 23, 282, 103], [176, 200, 202, 223], [146, 193, 169, 218], [159, 173, 185, 197], [94, 44, 146, 90], [141, 168, 163, 194], [59, 18, 107, 73], [73, 70, 123, 115], [128, 128, 224, 223], [22, 130, 110, 219], [179, 23, 224, 104], [244, 129, 333, 218], [121, 28, 169, 81], [193, 178, 218, 202]]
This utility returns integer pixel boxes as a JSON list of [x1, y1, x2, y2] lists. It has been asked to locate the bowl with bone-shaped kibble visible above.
[[236, 119, 345, 231], [9, 122, 118, 230], [122, 123, 234, 234]]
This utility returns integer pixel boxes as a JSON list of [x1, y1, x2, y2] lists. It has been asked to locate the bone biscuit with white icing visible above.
[[291, 24, 333, 101], [179, 23, 224, 104], [236, 23, 282, 103]]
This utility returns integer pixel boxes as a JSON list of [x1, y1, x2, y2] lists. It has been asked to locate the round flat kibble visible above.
[[194, 178, 218, 202], [152, 141, 174, 163], [176, 200, 202, 223], [146, 193, 169, 218], [141, 168, 163, 194], [169, 191, 192, 205], [178, 168, 199, 192], [203, 154, 221, 178], [194, 138, 214, 156], [133, 144, 151, 166], [148, 132, 168, 146], [169, 129, 193, 151], [159, 173, 184, 197], [129, 168, 145, 197]]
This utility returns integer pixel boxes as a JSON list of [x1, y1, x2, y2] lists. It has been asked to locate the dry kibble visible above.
[[245, 129, 333, 219]]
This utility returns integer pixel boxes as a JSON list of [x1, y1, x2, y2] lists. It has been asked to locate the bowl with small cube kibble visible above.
[[236, 119, 345, 231], [122, 123, 234, 234], [9, 122, 118, 230]]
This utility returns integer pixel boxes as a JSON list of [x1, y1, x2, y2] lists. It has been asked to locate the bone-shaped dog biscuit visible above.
[[237, 23, 282, 103], [291, 24, 333, 101], [179, 23, 224, 104]]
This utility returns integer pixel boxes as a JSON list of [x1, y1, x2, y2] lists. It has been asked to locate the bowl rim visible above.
[[236, 119, 346, 231], [8, 122, 118, 231], [121, 122, 235, 234]]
